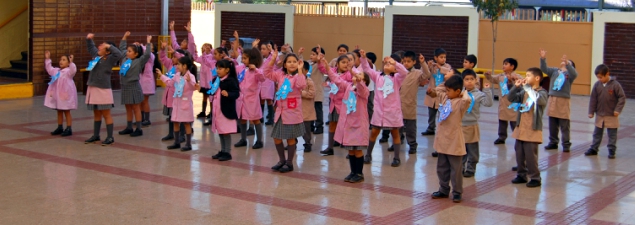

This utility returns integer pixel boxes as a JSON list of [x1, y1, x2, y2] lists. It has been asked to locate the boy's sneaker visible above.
[[51, 127, 63, 135], [494, 139, 505, 145], [246, 128, 255, 136], [101, 137, 115, 146], [203, 120, 212, 126], [391, 158, 401, 167], [431, 192, 449, 199], [333, 141, 341, 147], [85, 136, 100, 144], [408, 148, 417, 154], [234, 139, 247, 147], [452, 194, 462, 203], [320, 148, 334, 156], [313, 127, 323, 134], [130, 129, 143, 137], [526, 180, 542, 188], [349, 174, 364, 183], [387, 145, 394, 152], [421, 130, 435, 136], [253, 141, 264, 149], [118, 128, 133, 135], [463, 171, 475, 178], [141, 120, 151, 127], [544, 144, 558, 150], [378, 138, 388, 143], [511, 176, 528, 184], [196, 112, 206, 118], [584, 149, 598, 156], [562, 148, 570, 153], [212, 151, 222, 159]]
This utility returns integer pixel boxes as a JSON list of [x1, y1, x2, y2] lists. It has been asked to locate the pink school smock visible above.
[[236, 64, 265, 120], [263, 65, 307, 125], [260, 54, 278, 100], [328, 70, 370, 147], [188, 32, 216, 90], [159, 50, 176, 108], [160, 71, 196, 122], [44, 59, 78, 110], [211, 76, 238, 134], [360, 57, 408, 128], [319, 66, 352, 114], [139, 45, 156, 95]]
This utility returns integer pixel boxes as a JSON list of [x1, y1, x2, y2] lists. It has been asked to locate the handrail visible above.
[[0, 5, 28, 30]]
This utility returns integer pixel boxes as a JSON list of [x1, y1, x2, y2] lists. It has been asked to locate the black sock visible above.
[[145, 112, 150, 121], [328, 132, 335, 149], [179, 123, 185, 138], [167, 118, 174, 136], [93, 121, 101, 137], [355, 156, 364, 174], [126, 121, 133, 130], [287, 144, 296, 165], [141, 112, 146, 122], [366, 141, 376, 156], [185, 134, 192, 147], [135, 121, 142, 130], [173, 131, 180, 145], [348, 155, 355, 174], [66, 126, 72, 129], [106, 124, 113, 138], [260, 105, 265, 122], [239, 123, 247, 140], [57, 124, 63, 129], [275, 143, 285, 163], [393, 143, 401, 160], [255, 123, 263, 142]]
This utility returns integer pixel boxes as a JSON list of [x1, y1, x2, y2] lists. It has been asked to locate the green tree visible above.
[[471, 0, 518, 73]]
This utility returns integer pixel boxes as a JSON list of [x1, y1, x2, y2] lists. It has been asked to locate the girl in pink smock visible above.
[[157, 56, 196, 151], [158, 41, 187, 142], [182, 22, 214, 119], [318, 52, 353, 156], [259, 40, 277, 125], [44, 51, 78, 137], [264, 45, 307, 173], [202, 46, 229, 126], [139, 44, 155, 127], [208, 59, 241, 161]]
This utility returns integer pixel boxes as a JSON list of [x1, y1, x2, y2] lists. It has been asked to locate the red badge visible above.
[[608, 89, 614, 95], [287, 97, 297, 109]]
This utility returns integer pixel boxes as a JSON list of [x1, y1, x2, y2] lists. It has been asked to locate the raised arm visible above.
[[302, 79, 315, 99], [418, 54, 432, 83], [540, 58, 559, 78], [139, 41, 153, 65], [119, 40, 128, 56], [86, 34, 98, 57], [44, 58, 59, 76], [359, 56, 381, 83], [564, 55, 578, 81], [481, 87, 494, 107], [169, 21, 180, 50], [355, 78, 370, 100], [106, 43, 123, 64], [393, 61, 409, 84]]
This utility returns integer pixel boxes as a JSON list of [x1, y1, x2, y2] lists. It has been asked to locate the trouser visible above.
[[401, 119, 417, 148], [548, 117, 571, 149], [515, 140, 541, 181], [314, 101, 324, 129], [437, 153, 463, 195], [426, 107, 438, 132], [462, 142, 479, 173], [498, 120, 517, 141], [590, 125, 618, 153], [303, 121, 313, 144]]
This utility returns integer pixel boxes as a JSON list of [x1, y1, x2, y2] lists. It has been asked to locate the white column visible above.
[[534, 7, 541, 20], [161, 0, 169, 35]]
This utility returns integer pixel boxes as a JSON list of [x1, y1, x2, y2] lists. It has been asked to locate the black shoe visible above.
[[167, 143, 181, 150], [253, 141, 264, 149], [246, 128, 255, 136], [320, 148, 334, 155], [349, 174, 364, 183], [563, 148, 570, 153], [161, 134, 174, 141], [313, 127, 323, 134], [344, 173, 355, 182], [391, 158, 401, 167], [512, 166, 518, 171], [303, 144, 312, 152], [544, 144, 558, 150], [101, 137, 114, 146], [212, 151, 222, 159], [526, 180, 541, 188], [325, 121, 329, 125], [421, 130, 435, 136], [203, 120, 212, 126], [196, 112, 206, 118], [363, 155, 372, 164], [511, 176, 528, 184], [51, 127, 63, 135], [584, 149, 598, 156], [61, 127, 72, 137], [334, 141, 341, 147], [408, 148, 417, 154], [387, 146, 394, 152], [265, 120, 274, 126], [130, 129, 143, 137], [118, 128, 133, 135], [431, 151, 438, 157], [378, 138, 388, 143], [181, 146, 192, 152], [279, 164, 293, 173], [234, 139, 247, 147], [431, 192, 449, 199], [165, 117, 170, 122], [494, 139, 505, 144], [85, 136, 100, 144], [271, 162, 285, 171], [452, 194, 462, 203], [608, 154, 616, 159], [207, 113, 211, 119], [463, 171, 475, 178], [141, 120, 151, 127], [218, 152, 232, 161]]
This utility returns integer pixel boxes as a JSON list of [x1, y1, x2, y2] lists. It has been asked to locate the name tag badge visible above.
[[182, 97, 188, 101], [287, 97, 297, 109]]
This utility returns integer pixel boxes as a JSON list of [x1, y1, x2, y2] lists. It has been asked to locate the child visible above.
[[208, 59, 241, 161], [585, 64, 626, 159], [463, 54, 477, 70], [421, 48, 452, 136], [169, 21, 189, 52], [460, 69, 494, 178], [259, 40, 277, 126], [139, 44, 156, 127], [329, 44, 349, 68], [118, 33, 153, 137], [203, 46, 229, 126], [318, 52, 353, 155], [540, 49, 578, 152], [321, 51, 370, 182], [359, 50, 409, 167], [231, 33, 266, 150], [308, 47, 326, 134], [508, 67, 548, 188], [183, 22, 214, 120], [44, 51, 77, 137], [484, 58, 523, 144], [300, 60, 317, 152], [84, 33, 123, 146], [264, 45, 307, 173], [158, 42, 187, 142], [366, 52, 378, 129], [427, 75, 472, 203], [157, 55, 197, 151]]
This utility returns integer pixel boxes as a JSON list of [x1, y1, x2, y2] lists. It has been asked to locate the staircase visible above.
[[0, 51, 28, 81]]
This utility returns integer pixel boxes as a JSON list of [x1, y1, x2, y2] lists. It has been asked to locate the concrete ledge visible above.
[[0, 82, 33, 100]]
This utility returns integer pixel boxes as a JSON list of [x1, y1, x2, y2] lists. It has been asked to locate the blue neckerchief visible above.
[[437, 99, 452, 123], [207, 77, 220, 95], [508, 102, 521, 111], [238, 69, 245, 83], [509, 85, 538, 113], [119, 59, 132, 76], [87, 56, 101, 71], [344, 90, 357, 114], [553, 71, 566, 91], [307, 64, 313, 78], [328, 82, 339, 95], [467, 91, 475, 114], [500, 76, 509, 96], [434, 69, 444, 86], [166, 67, 176, 79], [275, 77, 293, 100], [48, 71, 60, 85], [379, 77, 394, 98], [173, 77, 185, 98], [211, 68, 217, 78]]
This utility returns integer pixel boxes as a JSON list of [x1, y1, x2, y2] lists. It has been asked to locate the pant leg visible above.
[[314, 102, 324, 127], [404, 119, 417, 148], [436, 153, 451, 195], [427, 107, 437, 132], [498, 120, 509, 140], [367, 91, 374, 121], [607, 128, 618, 154], [560, 119, 571, 150], [509, 121, 517, 131], [548, 117, 560, 146], [448, 155, 464, 195], [381, 130, 390, 140], [465, 142, 480, 173], [303, 121, 313, 144], [523, 141, 541, 181], [590, 126, 604, 151], [515, 140, 527, 179]]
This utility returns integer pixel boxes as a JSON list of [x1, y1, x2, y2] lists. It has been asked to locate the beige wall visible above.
[[294, 15, 384, 66], [0, 0, 28, 68], [477, 20, 593, 95]]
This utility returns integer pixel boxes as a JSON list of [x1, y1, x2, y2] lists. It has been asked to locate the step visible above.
[[10, 60, 27, 70], [0, 67, 28, 79], [21, 51, 28, 61]]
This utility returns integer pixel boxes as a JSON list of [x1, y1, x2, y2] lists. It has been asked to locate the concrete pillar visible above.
[[534, 7, 541, 20], [161, 0, 169, 35]]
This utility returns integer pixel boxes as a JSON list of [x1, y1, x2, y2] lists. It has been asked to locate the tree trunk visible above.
[[491, 20, 497, 75]]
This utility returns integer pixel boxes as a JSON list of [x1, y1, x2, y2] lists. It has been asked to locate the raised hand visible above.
[[384, 56, 396, 65], [45, 51, 50, 59], [221, 40, 227, 47], [359, 49, 366, 58], [539, 48, 547, 59], [169, 21, 175, 31], [484, 82, 491, 89], [86, 33, 94, 39], [298, 47, 305, 55], [271, 44, 279, 59], [419, 54, 425, 63], [167, 45, 175, 54], [161, 41, 168, 49], [155, 68, 163, 76], [252, 39, 260, 48], [69, 55, 74, 63], [185, 21, 191, 32], [147, 35, 152, 44], [561, 55, 569, 65], [233, 30, 239, 39], [123, 31, 131, 40], [514, 79, 523, 87]]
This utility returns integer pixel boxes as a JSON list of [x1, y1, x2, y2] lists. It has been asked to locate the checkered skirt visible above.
[[343, 145, 368, 150], [87, 104, 114, 110], [271, 118, 305, 140], [121, 82, 144, 105], [328, 109, 340, 123]]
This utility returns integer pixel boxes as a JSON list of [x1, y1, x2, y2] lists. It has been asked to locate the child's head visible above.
[[462, 69, 477, 90], [310, 47, 325, 63], [241, 47, 263, 68], [361, 72, 370, 86], [126, 44, 144, 59], [434, 48, 447, 65], [337, 44, 349, 56], [336, 55, 350, 73], [59, 55, 71, 69], [446, 68, 460, 81], [177, 55, 194, 75], [366, 52, 377, 64], [172, 49, 188, 64], [382, 54, 402, 75], [214, 47, 228, 61], [97, 41, 117, 57], [393, 50, 405, 60], [215, 59, 237, 79], [180, 38, 188, 50], [503, 58, 518, 72], [301, 60, 311, 77], [595, 64, 611, 84], [561, 59, 576, 70], [463, 54, 477, 69], [352, 49, 361, 67], [444, 75, 464, 99], [202, 43, 213, 54], [346, 53, 355, 70], [231, 39, 244, 49], [282, 53, 300, 74], [260, 41, 274, 57], [402, 51, 417, 69], [525, 67, 543, 87]]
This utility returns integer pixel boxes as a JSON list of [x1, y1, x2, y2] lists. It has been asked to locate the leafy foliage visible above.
[[470, 0, 519, 22]]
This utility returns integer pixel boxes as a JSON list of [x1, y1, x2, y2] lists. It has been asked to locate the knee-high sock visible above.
[[106, 124, 114, 138], [145, 112, 150, 121], [355, 156, 364, 174], [366, 141, 376, 156], [126, 121, 133, 129], [93, 121, 102, 137], [167, 117, 174, 135], [136, 121, 142, 130], [348, 156, 355, 174], [173, 131, 180, 145], [287, 144, 296, 164], [239, 123, 247, 141], [255, 123, 263, 142], [327, 132, 335, 149], [202, 100, 208, 114], [275, 143, 286, 163], [185, 134, 192, 147], [393, 143, 401, 160]]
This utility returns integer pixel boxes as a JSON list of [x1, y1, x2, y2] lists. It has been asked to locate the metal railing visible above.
[[291, 3, 384, 17], [480, 8, 591, 22]]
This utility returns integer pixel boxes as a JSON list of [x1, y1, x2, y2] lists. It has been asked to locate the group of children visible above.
[[41, 22, 627, 203]]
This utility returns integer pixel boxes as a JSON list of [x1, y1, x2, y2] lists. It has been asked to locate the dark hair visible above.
[[311, 47, 325, 55], [281, 53, 301, 74], [366, 52, 377, 64], [337, 44, 349, 52], [215, 47, 228, 56], [302, 60, 311, 75], [595, 64, 609, 76], [503, 58, 518, 71], [394, 50, 405, 59], [260, 40, 275, 49], [526, 67, 543, 83], [127, 45, 144, 59], [569, 60, 576, 68], [352, 49, 361, 58], [444, 75, 464, 91], [403, 51, 416, 61], [464, 54, 477, 67], [461, 69, 477, 79], [104, 41, 117, 53], [434, 48, 447, 57], [216, 59, 238, 80], [452, 68, 461, 76], [362, 72, 371, 86], [178, 55, 194, 74], [238, 39, 244, 47], [390, 54, 402, 63], [336, 55, 350, 69], [176, 50, 197, 79], [244, 47, 263, 68]]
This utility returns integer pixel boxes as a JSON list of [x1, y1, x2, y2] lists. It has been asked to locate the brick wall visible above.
[[29, 0, 191, 96], [604, 23, 635, 98], [220, 12, 285, 48], [392, 15, 469, 68]]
